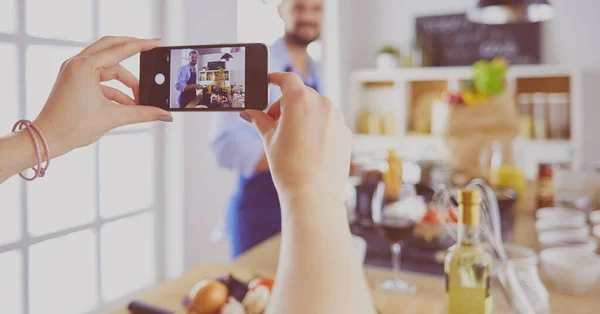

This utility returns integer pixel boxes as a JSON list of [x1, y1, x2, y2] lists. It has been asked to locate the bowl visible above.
[[538, 234, 597, 252], [540, 247, 600, 294], [594, 225, 600, 245], [538, 227, 591, 249], [535, 215, 587, 232], [536, 207, 585, 220], [589, 210, 600, 225]]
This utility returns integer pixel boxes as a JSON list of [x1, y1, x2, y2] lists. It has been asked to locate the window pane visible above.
[[0, 0, 17, 34], [26, 0, 93, 41], [27, 145, 96, 237], [101, 213, 155, 301], [0, 250, 23, 314], [29, 230, 97, 314], [0, 43, 21, 246], [99, 133, 154, 218], [0, 43, 19, 129], [98, 0, 154, 38], [0, 176, 21, 246], [26, 45, 83, 118]]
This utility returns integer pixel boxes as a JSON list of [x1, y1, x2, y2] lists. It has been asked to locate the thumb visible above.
[[240, 110, 276, 139], [119, 104, 173, 125]]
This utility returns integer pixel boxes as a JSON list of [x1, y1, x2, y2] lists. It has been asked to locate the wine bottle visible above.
[[445, 188, 493, 314]]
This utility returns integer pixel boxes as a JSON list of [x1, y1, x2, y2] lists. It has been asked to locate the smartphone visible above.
[[139, 43, 269, 111]]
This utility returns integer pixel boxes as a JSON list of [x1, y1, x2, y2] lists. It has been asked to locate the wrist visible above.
[[33, 117, 68, 159], [278, 188, 347, 221]]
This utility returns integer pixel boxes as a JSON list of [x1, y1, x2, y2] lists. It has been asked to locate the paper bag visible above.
[[443, 91, 519, 179]]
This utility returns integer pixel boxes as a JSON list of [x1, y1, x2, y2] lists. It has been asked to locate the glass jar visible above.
[[517, 93, 533, 139], [479, 139, 527, 198], [490, 244, 550, 314]]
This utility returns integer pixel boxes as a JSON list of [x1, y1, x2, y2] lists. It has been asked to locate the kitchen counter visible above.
[[107, 193, 600, 314], [234, 213, 600, 314]]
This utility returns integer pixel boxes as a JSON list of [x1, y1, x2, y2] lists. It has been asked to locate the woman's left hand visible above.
[[33, 36, 172, 159]]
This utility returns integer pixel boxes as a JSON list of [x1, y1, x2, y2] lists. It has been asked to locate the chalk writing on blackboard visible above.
[[416, 13, 541, 66]]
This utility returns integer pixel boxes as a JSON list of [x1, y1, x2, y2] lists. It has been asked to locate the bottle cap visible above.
[[538, 163, 554, 179], [458, 188, 481, 225], [457, 188, 481, 204]]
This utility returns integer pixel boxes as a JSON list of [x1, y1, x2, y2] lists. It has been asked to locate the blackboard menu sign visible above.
[[415, 13, 541, 66]]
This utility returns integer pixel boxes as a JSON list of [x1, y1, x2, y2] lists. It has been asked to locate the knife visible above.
[[128, 300, 183, 314]]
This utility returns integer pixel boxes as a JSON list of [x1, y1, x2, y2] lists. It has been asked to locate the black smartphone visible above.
[[139, 43, 269, 111]]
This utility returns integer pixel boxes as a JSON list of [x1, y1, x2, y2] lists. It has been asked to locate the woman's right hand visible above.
[[33, 36, 172, 159], [241, 72, 352, 202]]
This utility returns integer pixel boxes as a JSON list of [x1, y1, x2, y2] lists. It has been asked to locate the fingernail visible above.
[[158, 115, 173, 122], [240, 111, 251, 123]]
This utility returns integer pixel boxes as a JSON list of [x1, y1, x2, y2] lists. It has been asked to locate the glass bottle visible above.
[[445, 188, 493, 314], [536, 163, 555, 212]]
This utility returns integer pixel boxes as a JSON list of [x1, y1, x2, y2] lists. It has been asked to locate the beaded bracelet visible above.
[[12, 119, 51, 181]]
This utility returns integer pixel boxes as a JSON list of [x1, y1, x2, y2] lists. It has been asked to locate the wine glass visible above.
[[371, 181, 418, 294]]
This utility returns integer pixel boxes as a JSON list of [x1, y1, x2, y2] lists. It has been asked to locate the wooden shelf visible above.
[[347, 65, 600, 171]]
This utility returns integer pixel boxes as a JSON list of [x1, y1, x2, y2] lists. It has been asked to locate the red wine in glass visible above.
[[378, 217, 417, 243]]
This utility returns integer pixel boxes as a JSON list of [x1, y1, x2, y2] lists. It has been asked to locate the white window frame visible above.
[[0, 1, 183, 313]]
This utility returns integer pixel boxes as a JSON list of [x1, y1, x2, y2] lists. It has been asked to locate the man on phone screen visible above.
[[210, 0, 323, 257], [175, 50, 203, 108]]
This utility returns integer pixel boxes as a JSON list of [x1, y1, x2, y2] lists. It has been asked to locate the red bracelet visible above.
[[12, 119, 51, 181]]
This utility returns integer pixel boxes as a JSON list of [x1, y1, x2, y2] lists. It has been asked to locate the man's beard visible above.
[[285, 30, 320, 46]]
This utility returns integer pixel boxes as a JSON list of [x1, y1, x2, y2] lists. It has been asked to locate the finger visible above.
[[91, 39, 160, 68], [240, 110, 277, 139], [118, 104, 172, 126], [306, 86, 320, 96], [265, 99, 282, 121], [100, 65, 140, 103], [78, 36, 138, 57], [101, 85, 137, 106], [269, 72, 306, 94]]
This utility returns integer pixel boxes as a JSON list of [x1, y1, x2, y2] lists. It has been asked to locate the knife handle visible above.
[[127, 300, 178, 314]]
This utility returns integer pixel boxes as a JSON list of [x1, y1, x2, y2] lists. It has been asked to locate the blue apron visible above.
[[228, 71, 319, 257], [178, 67, 197, 109]]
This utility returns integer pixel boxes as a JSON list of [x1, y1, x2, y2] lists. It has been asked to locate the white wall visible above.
[[338, 0, 600, 108], [199, 53, 220, 69], [227, 51, 245, 85], [339, 0, 600, 71], [178, 0, 238, 270]]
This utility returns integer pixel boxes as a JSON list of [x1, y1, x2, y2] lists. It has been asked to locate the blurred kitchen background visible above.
[[2, 0, 600, 313]]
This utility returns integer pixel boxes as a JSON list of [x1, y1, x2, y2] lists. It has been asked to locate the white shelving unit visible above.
[[198, 69, 230, 86], [347, 65, 600, 179]]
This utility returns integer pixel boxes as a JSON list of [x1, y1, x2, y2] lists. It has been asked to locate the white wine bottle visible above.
[[445, 188, 493, 314]]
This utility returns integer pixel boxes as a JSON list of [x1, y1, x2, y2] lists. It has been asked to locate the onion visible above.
[[188, 279, 229, 314]]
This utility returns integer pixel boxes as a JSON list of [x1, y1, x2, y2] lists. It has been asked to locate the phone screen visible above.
[[139, 43, 268, 111]]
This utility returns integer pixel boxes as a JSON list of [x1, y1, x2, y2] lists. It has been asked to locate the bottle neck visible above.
[[457, 223, 480, 246]]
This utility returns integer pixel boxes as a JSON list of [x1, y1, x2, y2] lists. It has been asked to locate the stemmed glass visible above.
[[371, 181, 418, 294]]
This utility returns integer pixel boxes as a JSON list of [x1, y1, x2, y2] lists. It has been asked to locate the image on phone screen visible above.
[[171, 47, 245, 109], [139, 43, 268, 112]]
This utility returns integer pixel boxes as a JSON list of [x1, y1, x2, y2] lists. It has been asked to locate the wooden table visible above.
[[108, 206, 600, 314]]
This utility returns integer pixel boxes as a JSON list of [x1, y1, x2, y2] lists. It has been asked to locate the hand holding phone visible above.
[[139, 43, 269, 111]]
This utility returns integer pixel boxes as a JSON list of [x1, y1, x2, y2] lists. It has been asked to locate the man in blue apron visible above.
[[210, 0, 324, 257], [175, 50, 203, 108]]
